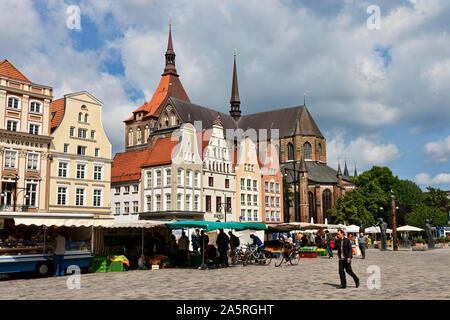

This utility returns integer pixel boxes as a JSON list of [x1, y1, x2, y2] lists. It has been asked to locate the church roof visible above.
[[281, 161, 352, 184], [0, 59, 30, 83]]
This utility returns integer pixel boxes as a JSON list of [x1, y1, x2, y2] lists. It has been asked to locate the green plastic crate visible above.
[[92, 265, 108, 273], [108, 261, 126, 272]]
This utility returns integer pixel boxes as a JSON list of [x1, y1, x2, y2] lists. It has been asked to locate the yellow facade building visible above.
[[48, 92, 111, 218]]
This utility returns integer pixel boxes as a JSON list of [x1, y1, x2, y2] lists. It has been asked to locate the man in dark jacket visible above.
[[336, 229, 359, 289], [216, 229, 230, 267]]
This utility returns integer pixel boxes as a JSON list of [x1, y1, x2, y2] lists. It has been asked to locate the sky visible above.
[[1, 0, 449, 190]]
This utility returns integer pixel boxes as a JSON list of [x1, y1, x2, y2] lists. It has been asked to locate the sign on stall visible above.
[[152, 265, 160, 270]]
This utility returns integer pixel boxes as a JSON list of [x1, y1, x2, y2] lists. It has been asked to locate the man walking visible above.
[[359, 232, 367, 259], [336, 229, 359, 289], [53, 231, 66, 277], [216, 229, 230, 267]]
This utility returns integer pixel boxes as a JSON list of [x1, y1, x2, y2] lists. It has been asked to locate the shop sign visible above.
[[214, 214, 224, 219]]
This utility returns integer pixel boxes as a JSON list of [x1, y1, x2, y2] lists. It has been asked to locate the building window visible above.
[[146, 171, 152, 188], [177, 168, 183, 186], [194, 195, 199, 211], [29, 123, 40, 135], [186, 170, 192, 187], [146, 196, 152, 212], [165, 194, 171, 210], [94, 166, 102, 180], [226, 197, 232, 213], [253, 210, 258, 221], [276, 211, 281, 221], [58, 162, 68, 177], [57, 187, 67, 205], [270, 182, 274, 193], [25, 183, 37, 207], [186, 194, 191, 211], [208, 176, 214, 187], [84, 114, 88, 123], [247, 210, 252, 221], [177, 194, 182, 210], [7, 97, 20, 109], [70, 127, 74, 137], [95, 148, 99, 157], [241, 209, 246, 221], [303, 142, 312, 160], [253, 180, 257, 191], [124, 186, 130, 194], [132, 201, 138, 213], [156, 195, 161, 211], [287, 143, 294, 161], [194, 171, 200, 188], [265, 181, 269, 192], [206, 195, 212, 212], [114, 187, 120, 195], [76, 188, 85, 206], [124, 201, 130, 214], [6, 119, 18, 132], [253, 195, 258, 206], [166, 169, 171, 185], [276, 197, 280, 207], [77, 146, 86, 155], [276, 183, 280, 194], [247, 179, 251, 191], [29, 101, 41, 114], [78, 128, 87, 139], [240, 178, 245, 190], [93, 189, 102, 207], [76, 164, 86, 179], [156, 170, 161, 187], [247, 194, 252, 206], [64, 144, 69, 153], [265, 210, 270, 222], [265, 196, 269, 206], [78, 112, 83, 122], [133, 185, 138, 193], [27, 153, 39, 171], [225, 179, 230, 189], [115, 202, 120, 214], [4, 150, 17, 169], [216, 196, 222, 213], [323, 189, 332, 222], [271, 196, 274, 207], [91, 130, 95, 140]]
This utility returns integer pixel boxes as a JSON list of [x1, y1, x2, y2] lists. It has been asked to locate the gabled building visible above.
[[235, 137, 262, 222], [0, 59, 53, 212], [260, 143, 283, 224], [201, 116, 236, 221], [49, 92, 112, 218]]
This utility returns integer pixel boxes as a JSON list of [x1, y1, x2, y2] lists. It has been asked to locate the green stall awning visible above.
[[166, 220, 267, 232]]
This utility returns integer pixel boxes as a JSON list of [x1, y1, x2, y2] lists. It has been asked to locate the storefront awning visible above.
[[166, 220, 267, 232], [12, 217, 166, 229]]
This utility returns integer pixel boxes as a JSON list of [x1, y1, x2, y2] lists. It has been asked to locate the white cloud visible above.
[[327, 133, 399, 171], [415, 172, 450, 185], [424, 135, 450, 163]]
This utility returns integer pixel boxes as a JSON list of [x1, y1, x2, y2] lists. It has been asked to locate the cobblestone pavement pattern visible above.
[[1, 248, 449, 300]]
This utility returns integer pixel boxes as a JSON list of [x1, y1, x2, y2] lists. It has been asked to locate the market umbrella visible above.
[[397, 225, 424, 232], [344, 225, 360, 233]]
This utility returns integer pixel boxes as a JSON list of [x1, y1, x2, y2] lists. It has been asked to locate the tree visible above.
[[395, 179, 424, 226], [405, 204, 448, 229], [329, 188, 376, 226], [423, 187, 450, 211]]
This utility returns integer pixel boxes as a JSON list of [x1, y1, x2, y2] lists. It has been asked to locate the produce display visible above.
[[316, 248, 328, 256]]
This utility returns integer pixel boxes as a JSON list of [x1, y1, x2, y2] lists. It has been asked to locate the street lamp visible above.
[[283, 160, 302, 222], [391, 191, 398, 251]]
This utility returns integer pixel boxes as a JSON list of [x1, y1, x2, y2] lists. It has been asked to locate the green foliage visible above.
[[329, 188, 376, 226], [414, 237, 425, 244], [405, 204, 448, 229], [423, 187, 450, 210], [395, 180, 424, 208], [438, 237, 450, 243]]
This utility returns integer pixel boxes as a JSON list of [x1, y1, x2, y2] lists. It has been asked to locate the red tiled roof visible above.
[[50, 98, 65, 133], [196, 130, 211, 160], [124, 74, 190, 123], [0, 59, 30, 83], [143, 136, 179, 167], [111, 149, 150, 183]]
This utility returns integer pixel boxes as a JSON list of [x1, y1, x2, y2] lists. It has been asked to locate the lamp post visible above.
[[391, 192, 398, 251]]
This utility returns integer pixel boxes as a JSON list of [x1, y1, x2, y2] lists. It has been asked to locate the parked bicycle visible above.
[[230, 244, 248, 265], [275, 241, 300, 267], [242, 243, 272, 266]]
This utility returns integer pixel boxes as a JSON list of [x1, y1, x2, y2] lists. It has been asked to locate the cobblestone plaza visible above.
[[1, 248, 449, 300]]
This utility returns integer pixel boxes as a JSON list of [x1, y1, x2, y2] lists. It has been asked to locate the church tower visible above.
[[229, 50, 242, 121]]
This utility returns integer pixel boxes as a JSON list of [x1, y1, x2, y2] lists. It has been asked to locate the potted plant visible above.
[[414, 237, 425, 246]]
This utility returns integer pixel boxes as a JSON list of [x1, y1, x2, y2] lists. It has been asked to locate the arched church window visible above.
[[322, 189, 332, 222], [287, 143, 294, 161], [136, 128, 142, 145], [308, 191, 316, 223], [317, 143, 322, 158], [303, 142, 312, 160], [128, 129, 134, 146]]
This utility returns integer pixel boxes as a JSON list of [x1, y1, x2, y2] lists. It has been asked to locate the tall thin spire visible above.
[[344, 160, 349, 176], [229, 48, 242, 121], [337, 160, 342, 176], [354, 164, 358, 178], [162, 20, 178, 77]]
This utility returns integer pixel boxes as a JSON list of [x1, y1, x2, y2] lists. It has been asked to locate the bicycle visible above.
[[230, 244, 247, 265], [242, 244, 272, 266], [275, 241, 301, 267]]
